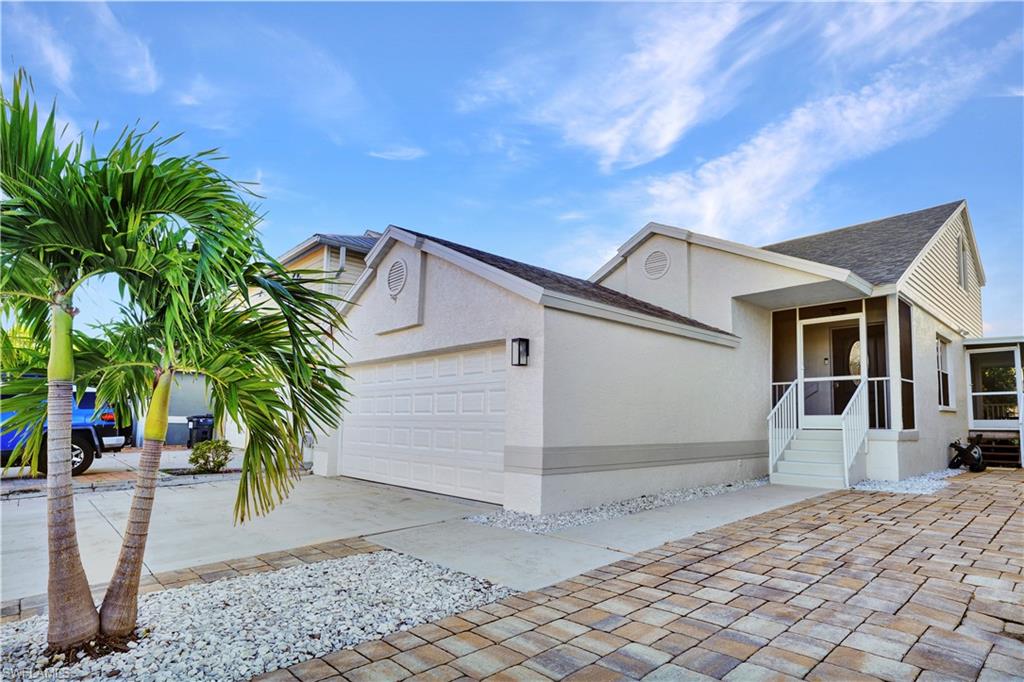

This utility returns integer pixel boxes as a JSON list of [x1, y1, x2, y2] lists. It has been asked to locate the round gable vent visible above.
[[386, 259, 408, 297], [643, 250, 670, 279]]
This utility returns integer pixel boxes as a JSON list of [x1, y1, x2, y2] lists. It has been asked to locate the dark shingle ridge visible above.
[[393, 227, 734, 337], [762, 200, 964, 285]]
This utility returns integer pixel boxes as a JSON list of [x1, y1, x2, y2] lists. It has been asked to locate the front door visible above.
[[831, 326, 860, 414], [798, 313, 866, 429]]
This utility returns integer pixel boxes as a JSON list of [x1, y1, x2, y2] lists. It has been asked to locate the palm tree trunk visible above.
[[46, 304, 100, 649], [99, 369, 172, 638]]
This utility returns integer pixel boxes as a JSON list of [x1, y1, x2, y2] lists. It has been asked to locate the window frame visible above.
[[936, 335, 954, 410]]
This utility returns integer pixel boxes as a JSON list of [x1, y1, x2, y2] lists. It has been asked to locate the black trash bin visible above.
[[187, 414, 215, 448]]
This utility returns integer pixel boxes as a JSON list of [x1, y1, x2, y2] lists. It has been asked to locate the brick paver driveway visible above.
[[260, 470, 1024, 681]]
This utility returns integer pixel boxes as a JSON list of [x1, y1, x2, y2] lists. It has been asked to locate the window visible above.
[[936, 336, 952, 408], [899, 299, 915, 429], [848, 340, 862, 376], [957, 235, 968, 290]]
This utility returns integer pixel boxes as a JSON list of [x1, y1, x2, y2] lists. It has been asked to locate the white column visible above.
[[886, 294, 903, 431]]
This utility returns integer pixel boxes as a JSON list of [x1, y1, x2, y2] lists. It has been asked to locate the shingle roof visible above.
[[319, 234, 379, 253], [395, 227, 733, 336], [762, 200, 964, 285]]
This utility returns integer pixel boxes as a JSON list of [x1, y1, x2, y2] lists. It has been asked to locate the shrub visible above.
[[188, 439, 232, 474]]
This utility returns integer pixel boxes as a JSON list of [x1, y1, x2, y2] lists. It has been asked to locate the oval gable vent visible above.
[[386, 259, 408, 297], [643, 250, 670, 279]]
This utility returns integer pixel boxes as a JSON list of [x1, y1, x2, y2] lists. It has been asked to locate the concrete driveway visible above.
[[2, 474, 826, 605], [1, 475, 489, 601]]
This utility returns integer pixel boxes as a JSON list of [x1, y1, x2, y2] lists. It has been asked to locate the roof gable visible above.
[[762, 200, 965, 285], [395, 228, 732, 336], [279, 232, 379, 266]]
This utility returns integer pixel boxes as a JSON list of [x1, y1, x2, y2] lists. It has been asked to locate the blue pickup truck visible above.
[[1, 389, 134, 476]]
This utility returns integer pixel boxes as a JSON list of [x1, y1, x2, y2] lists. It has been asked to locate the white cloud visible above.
[[88, 2, 160, 93], [4, 4, 74, 91], [247, 168, 304, 201], [634, 44, 1015, 243], [461, 4, 775, 172], [542, 227, 623, 278], [172, 74, 239, 133], [457, 4, 985, 173], [557, 211, 587, 221], [368, 146, 427, 161], [822, 3, 983, 64], [175, 74, 216, 107], [255, 28, 361, 142]]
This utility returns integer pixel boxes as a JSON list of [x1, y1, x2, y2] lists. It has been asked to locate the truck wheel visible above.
[[36, 434, 96, 476], [70, 434, 96, 475]]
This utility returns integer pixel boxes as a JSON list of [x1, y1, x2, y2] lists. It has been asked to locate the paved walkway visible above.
[[258, 469, 1024, 681], [370, 484, 824, 591]]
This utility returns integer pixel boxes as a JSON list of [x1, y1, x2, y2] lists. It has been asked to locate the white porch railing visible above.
[[867, 377, 891, 429], [841, 381, 869, 487], [767, 380, 798, 471]]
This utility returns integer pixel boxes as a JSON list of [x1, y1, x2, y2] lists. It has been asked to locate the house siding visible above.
[[901, 209, 983, 336]]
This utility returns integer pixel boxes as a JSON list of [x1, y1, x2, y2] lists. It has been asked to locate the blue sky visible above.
[[3, 2, 1022, 335]]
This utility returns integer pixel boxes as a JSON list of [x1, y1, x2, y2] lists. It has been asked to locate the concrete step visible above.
[[776, 459, 845, 478], [788, 438, 843, 452], [780, 449, 844, 464], [793, 429, 842, 442], [769, 470, 846, 489]]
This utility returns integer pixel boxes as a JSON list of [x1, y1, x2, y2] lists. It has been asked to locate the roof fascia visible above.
[[959, 204, 986, 285], [963, 336, 1024, 346], [278, 235, 325, 265], [539, 290, 739, 347]]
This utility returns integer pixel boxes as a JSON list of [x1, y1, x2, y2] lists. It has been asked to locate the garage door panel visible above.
[[341, 346, 506, 503]]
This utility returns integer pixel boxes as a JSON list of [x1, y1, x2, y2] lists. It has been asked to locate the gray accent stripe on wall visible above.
[[504, 440, 768, 475]]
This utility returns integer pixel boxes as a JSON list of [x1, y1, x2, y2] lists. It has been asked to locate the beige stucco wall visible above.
[[896, 304, 970, 476], [601, 238, 829, 334], [506, 301, 772, 513], [542, 304, 769, 446], [602, 235, 692, 317]]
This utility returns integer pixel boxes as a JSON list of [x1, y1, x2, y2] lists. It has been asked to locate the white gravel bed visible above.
[[1, 550, 512, 682], [467, 477, 770, 534], [853, 467, 966, 494]]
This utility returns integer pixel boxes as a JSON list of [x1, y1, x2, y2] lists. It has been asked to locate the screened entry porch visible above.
[[963, 337, 1023, 467], [770, 296, 916, 432]]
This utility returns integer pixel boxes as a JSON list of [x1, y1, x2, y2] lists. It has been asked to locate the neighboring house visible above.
[[307, 199, 1020, 514], [220, 231, 380, 450]]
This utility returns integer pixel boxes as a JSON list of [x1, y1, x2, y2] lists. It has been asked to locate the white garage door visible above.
[[341, 345, 506, 503]]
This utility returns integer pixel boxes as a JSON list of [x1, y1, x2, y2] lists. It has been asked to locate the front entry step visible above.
[[769, 471, 846, 489], [770, 428, 848, 489]]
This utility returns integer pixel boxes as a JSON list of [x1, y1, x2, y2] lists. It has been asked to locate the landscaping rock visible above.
[[0, 551, 511, 681], [853, 468, 965, 495], [467, 477, 769, 534]]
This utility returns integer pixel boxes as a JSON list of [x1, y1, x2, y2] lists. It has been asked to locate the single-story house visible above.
[[302, 200, 1019, 514]]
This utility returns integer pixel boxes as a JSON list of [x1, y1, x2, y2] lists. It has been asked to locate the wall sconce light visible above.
[[511, 338, 529, 366]]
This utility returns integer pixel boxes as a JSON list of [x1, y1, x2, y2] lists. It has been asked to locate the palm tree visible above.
[[90, 264, 347, 637], [1, 70, 262, 649]]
